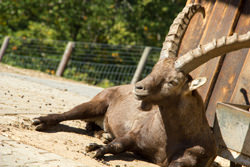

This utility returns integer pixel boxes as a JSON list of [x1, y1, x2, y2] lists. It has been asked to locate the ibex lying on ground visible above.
[[32, 3, 250, 167]]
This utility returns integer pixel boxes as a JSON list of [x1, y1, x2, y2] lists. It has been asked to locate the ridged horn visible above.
[[175, 31, 250, 73], [160, 3, 205, 59]]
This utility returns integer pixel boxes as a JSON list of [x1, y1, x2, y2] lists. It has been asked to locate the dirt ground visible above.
[[0, 64, 232, 167]]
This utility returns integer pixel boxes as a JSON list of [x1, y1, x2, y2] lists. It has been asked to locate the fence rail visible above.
[[0, 36, 161, 87]]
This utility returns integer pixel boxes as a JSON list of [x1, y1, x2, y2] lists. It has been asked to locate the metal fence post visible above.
[[0, 36, 10, 62], [131, 46, 152, 84], [56, 41, 74, 76]]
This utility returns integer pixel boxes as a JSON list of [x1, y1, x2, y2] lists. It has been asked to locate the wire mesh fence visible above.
[[0, 35, 161, 87], [2, 37, 66, 74], [0, 35, 3, 43]]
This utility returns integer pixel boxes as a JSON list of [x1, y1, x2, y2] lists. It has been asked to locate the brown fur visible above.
[[32, 58, 217, 167]]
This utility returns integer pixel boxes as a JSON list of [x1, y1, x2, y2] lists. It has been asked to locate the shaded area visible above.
[[38, 123, 151, 165], [103, 152, 148, 163], [39, 124, 90, 136]]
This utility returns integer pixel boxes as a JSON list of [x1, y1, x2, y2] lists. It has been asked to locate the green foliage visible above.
[[13, 22, 58, 40], [0, 0, 185, 46], [97, 79, 115, 88], [63, 67, 88, 81], [0, 0, 185, 87]]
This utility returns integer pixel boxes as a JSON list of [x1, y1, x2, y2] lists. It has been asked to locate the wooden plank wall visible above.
[[179, 0, 250, 126]]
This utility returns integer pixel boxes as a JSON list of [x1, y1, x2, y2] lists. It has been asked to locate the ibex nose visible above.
[[135, 84, 144, 90], [134, 82, 149, 97]]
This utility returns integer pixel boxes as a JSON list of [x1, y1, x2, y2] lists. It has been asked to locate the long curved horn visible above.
[[175, 31, 250, 73], [160, 3, 205, 59]]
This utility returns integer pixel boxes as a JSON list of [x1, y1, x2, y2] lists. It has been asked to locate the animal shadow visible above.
[[103, 152, 149, 163], [39, 123, 90, 135]]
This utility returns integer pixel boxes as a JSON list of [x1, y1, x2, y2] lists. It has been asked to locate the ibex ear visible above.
[[189, 77, 207, 91]]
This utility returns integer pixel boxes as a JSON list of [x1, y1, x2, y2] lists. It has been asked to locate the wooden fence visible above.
[[0, 37, 159, 85], [180, 0, 250, 126]]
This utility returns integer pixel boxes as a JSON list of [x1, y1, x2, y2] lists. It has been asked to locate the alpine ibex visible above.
[[32, 3, 250, 167]]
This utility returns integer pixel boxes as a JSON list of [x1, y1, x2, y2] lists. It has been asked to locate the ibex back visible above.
[[32, 3, 250, 167]]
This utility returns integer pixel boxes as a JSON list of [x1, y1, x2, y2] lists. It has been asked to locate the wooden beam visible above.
[[0, 36, 10, 62], [131, 47, 152, 84], [56, 42, 74, 76]]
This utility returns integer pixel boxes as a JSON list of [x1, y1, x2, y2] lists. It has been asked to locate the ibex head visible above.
[[134, 3, 250, 103]]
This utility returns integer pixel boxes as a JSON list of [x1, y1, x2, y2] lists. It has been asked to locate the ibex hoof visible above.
[[93, 149, 105, 159], [85, 143, 102, 152], [87, 149, 104, 159], [85, 143, 105, 159], [32, 118, 49, 131], [32, 118, 42, 125]]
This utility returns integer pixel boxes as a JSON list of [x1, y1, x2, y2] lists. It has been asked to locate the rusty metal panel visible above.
[[205, 0, 250, 126], [214, 102, 250, 166]]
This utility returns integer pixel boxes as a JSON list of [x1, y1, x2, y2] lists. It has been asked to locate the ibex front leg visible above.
[[169, 146, 214, 167], [32, 91, 110, 131], [88, 134, 134, 159]]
